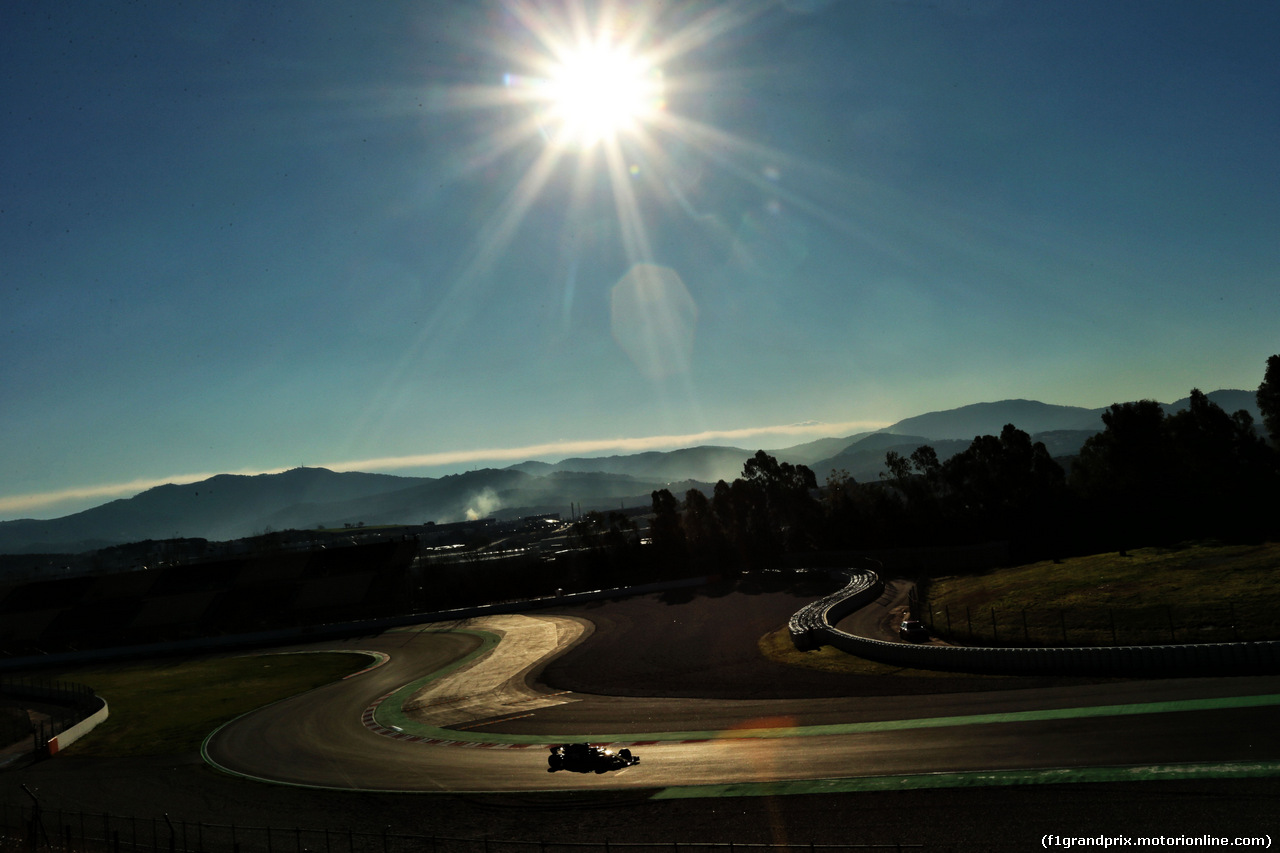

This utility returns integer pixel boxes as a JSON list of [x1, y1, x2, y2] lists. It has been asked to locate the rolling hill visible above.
[[0, 390, 1260, 554]]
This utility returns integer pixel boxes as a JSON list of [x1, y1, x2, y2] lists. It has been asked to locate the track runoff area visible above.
[[202, 613, 1280, 798]]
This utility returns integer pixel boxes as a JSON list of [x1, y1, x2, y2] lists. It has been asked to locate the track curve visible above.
[[204, 603, 1280, 794]]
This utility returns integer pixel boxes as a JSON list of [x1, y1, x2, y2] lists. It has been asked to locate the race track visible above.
[[203, 608, 1280, 794]]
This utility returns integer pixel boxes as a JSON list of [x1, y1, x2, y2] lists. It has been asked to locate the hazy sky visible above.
[[4, 1, 1278, 520]]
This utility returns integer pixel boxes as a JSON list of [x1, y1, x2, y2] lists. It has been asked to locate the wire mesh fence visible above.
[[922, 599, 1278, 647], [0, 678, 99, 759], [0, 802, 923, 853]]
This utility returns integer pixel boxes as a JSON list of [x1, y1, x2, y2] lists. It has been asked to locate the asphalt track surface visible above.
[[203, 597, 1280, 796]]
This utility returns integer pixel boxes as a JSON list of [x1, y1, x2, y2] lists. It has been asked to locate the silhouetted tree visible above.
[[649, 488, 688, 574], [1072, 389, 1280, 547], [910, 445, 941, 478], [881, 450, 912, 482], [1259, 354, 1280, 448], [940, 425, 1065, 554], [1071, 400, 1174, 549], [1163, 389, 1275, 539], [682, 487, 732, 571], [741, 450, 819, 551]]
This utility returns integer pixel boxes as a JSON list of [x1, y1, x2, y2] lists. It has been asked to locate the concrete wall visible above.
[[790, 570, 1280, 676]]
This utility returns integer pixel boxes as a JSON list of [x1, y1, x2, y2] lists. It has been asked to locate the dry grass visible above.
[[928, 541, 1280, 609], [925, 541, 1280, 645]]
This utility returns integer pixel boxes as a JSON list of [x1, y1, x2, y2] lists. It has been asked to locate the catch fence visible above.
[[0, 678, 98, 757], [0, 802, 922, 853]]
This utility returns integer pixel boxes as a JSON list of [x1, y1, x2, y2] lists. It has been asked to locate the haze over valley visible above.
[[0, 390, 1260, 555]]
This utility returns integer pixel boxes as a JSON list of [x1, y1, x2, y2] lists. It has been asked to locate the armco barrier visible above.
[[46, 697, 108, 755], [789, 570, 1280, 677]]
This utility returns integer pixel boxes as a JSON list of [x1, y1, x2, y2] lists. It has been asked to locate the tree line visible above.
[[638, 355, 1280, 571]]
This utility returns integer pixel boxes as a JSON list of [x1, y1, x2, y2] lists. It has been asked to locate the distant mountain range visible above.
[[0, 390, 1260, 554]]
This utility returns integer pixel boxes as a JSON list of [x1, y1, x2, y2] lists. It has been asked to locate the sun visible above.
[[542, 40, 664, 148]]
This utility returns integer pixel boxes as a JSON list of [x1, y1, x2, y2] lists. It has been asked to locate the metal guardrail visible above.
[[788, 570, 1280, 676]]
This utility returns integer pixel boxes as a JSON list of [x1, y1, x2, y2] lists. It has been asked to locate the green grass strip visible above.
[[55, 652, 371, 758], [651, 761, 1280, 799]]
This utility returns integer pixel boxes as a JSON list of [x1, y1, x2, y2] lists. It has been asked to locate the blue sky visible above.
[[3, 0, 1278, 520]]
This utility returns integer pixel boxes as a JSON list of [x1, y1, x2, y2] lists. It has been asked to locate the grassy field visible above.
[[38, 652, 364, 758], [924, 540, 1280, 646], [761, 541, 1280, 674]]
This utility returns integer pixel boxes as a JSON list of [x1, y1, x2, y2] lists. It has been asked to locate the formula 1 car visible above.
[[547, 742, 640, 773]]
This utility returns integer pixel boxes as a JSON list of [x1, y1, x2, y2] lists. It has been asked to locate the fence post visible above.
[[23, 785, 47, 852]]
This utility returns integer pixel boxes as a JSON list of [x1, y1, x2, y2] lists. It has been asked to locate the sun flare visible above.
[[544, 41, 664, 147]]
